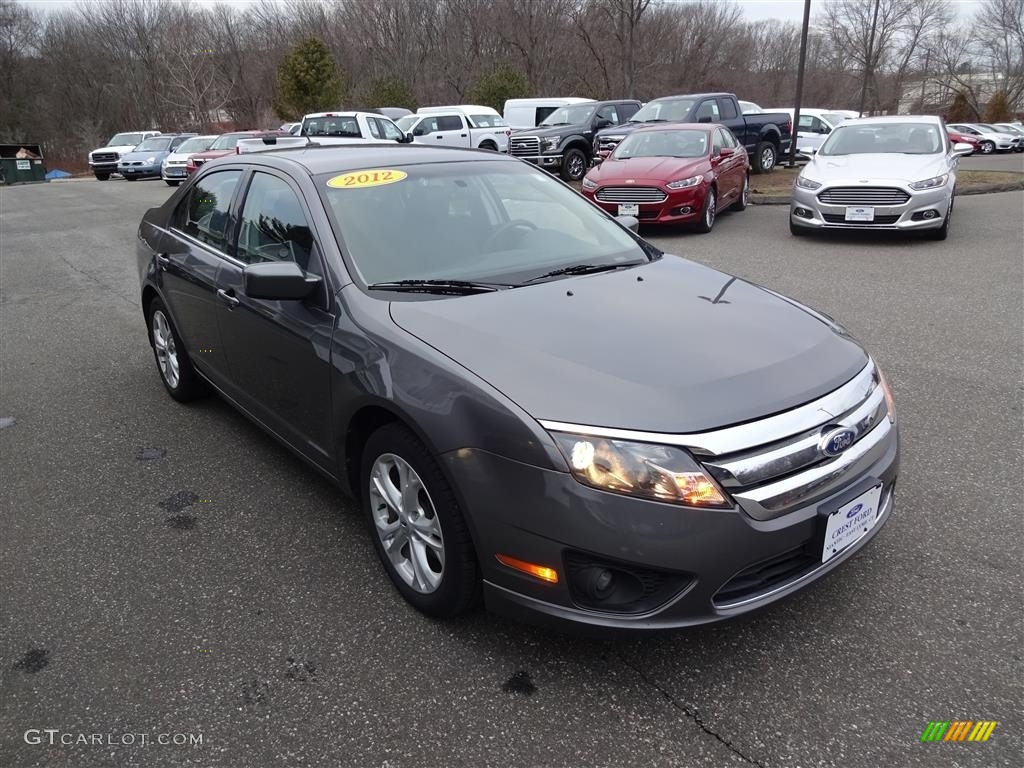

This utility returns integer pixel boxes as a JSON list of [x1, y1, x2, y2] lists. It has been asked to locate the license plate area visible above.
[[618, 203, 639, 216], [821, 484, 883, 563], [845, 206, 875, 222]]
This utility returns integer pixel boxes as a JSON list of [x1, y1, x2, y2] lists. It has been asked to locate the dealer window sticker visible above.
[[327, 169, 407, 189]]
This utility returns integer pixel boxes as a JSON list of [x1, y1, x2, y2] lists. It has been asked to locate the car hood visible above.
[[515, 123, 588, 138], [389, 257, 867, 433], [91, 145, 139, 156], [191, 149, 233, 161], [806, 153, 948, 183], [596, 122, 649, 140], [591, 156, 707, 183], [165, 151, 195, 162], [120, 150, 169, 162]]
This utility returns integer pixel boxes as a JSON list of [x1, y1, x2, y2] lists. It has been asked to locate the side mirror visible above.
[[616, 215, 639, 233], [697, 116, 712, 124], [243, 261, 320, 300], [412, 127, 426, 137], [594, 118, 612, 129], [952, 142, 974, 156], [592, 155, 603, 165], [401, 132, 415, 143]]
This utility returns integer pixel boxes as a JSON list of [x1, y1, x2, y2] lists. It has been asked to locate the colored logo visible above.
[[820, 427, 856, 457], [921, 721, 997, 742], [846, 503, 863, 518]]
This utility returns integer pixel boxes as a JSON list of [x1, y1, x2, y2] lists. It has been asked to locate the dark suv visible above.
[[509, 100, 641, 181]]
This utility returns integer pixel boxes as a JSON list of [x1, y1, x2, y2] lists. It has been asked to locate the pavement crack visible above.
[[615, 652, 768, 768]]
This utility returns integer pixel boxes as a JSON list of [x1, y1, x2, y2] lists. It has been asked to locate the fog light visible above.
[[793, 207, 813, 219], [589, 568, 614, 598], [923, 209, 938, 219], [676, 206, 692, 215]]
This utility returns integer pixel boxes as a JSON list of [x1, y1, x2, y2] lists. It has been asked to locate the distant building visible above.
[[897, 72, 1021, 115]]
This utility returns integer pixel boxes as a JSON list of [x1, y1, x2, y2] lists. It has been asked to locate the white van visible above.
[[397, 105, 510, 152], [503, 98, 594, 130]]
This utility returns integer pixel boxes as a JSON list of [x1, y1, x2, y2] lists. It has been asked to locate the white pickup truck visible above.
[[88, 130, 161, 180], [298, 111, 411, 144], [396, 106, 510, 152]]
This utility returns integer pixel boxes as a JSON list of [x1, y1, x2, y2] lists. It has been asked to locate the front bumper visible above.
[[88, 161, 119, 172], [161, 164, 188, 181], [118, 163, 161, 179], [584, 184, 708, 224], [791, 182, 951, 231], [444, 418, 898, 632], [517, 154, 563, 170]]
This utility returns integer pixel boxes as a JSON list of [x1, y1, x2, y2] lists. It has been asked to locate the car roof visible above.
[[840, 116, 943, 126], [504, 97, 594, 106], [417, 104, 499, 115], [225, 144, 520, 175], [652, 93, 732, 101], [303, 111, 377, 119]]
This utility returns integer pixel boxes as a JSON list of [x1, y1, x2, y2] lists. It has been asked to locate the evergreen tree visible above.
[[273, 38, 344, 121], [983, 90, 1012, 123], [468, 67, 528, 112], [945, 90, 973, 123], [362, 77, 417, 111]]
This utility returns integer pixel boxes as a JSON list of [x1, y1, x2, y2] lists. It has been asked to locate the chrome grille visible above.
[[817, 187, 910, 206], [193, 158, 207, 166], [598, 135, 625, 153], [509, 136, 539, 157], [595, 186, 667, 203], [92, 152, 118, 163]]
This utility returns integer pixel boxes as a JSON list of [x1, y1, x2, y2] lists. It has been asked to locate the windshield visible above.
[[630, 98, 696, 123], [974, 124, 999, 132], [302, 116, 360, 137], [819, 123, 943, 155], [135, 137, 172, 152], [396, 116, 417, 131], [209, 134, 250, 150], [319, 162, 649, 288], [108, 132, 145, 146], [613, 129, 709, 159], [174, 136, 216, 154], [540, 104, 596, 126]]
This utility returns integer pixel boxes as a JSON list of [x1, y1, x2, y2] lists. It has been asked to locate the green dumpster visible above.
[[0, 143, 48, 185]]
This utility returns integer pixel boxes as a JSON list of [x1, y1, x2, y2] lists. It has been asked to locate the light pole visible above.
[[859, 0, 881, 116], [788, 0, 813, 167]]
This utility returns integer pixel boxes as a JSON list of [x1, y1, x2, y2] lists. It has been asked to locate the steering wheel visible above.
[[483, 219, 538, 250]]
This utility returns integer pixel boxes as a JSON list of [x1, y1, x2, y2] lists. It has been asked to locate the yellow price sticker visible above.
[[326, 169, 408, 189]]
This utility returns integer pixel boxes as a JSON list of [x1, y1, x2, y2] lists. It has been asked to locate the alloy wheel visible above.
[[567, 154, 585, 179], [369, 453, 445, 594], [151, 310, 179, 389], [706, 190, 716, 229], [761, 146, 775, 170]]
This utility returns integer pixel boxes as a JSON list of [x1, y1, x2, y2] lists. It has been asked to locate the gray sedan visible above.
[[137, 145, 898, 631], [790, 116, 973, 240]]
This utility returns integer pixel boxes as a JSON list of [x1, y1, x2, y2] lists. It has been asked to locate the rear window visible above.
[[175, 136, 216, 154], [631, 98, 697, 123], [302, 116, 361, 138], [469, 114, 505, 128], [209, 134, 250, 151]]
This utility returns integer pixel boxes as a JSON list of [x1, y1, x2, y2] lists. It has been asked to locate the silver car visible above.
[[790, 116, 973, 241]]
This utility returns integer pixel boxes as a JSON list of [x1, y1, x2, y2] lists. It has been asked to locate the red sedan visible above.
[[946, 129, 980, 155], [186, 130, 288, 174], [580, 124, 749, 232]]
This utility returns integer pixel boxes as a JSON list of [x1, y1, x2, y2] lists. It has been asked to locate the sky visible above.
[[18, 0, 985, 22]]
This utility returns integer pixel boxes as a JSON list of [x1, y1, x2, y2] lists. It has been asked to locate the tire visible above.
[[95, 172, 110, 181], [478, 141, 497, 152], [925, 196, 952, 241], [165, 180, 180, 186], [124, 175, 137, 181], [789, 216, 809, 236], [730, 174, 749, 211], [980, 141, 995, 154], [752, 141, 777, 173], [147, 298, 206, 402], [361, 423, 480, 619], [694, 187, 717, 233], [560, 148, 588, 182]]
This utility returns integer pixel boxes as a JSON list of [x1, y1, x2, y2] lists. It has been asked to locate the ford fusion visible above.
[[790, 116, 973, 240], [137, 145, 898, 630]]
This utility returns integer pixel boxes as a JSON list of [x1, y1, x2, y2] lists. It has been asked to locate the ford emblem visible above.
[[820, 427, 856, 457], [846, 503, 863, 518]]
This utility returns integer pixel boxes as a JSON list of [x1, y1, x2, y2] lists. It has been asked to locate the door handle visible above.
[[217, 289, 240, 308], [155, 253, 170, 269], [436, 135, 443, 140], [460, 134, 467, 138]]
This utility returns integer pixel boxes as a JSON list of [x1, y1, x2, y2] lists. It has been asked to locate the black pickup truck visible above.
[[594, 92, 792, 173], [509, 100, 642, 181]]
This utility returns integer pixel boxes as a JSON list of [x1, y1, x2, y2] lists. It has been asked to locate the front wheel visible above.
[[980, 141, 995, 154], [361, 423, 480, 618], [560, 148, 588, 182], [478, 141, 497, 152], [95, 172, 110, 181], [694, 187, 717, 233], [124, 175, 137, 181], [752, 141, 777, 173], [165, 180, 180, 186], [730, 174, 749, 211]]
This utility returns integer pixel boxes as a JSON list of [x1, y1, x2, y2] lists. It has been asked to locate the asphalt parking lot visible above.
[[1, 167, 1022, 767]]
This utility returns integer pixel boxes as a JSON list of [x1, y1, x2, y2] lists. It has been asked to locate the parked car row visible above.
[[946, 122, 1023, 154]]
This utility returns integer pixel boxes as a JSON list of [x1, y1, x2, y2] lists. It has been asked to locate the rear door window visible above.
[[173, 170, 243, 252], [436, 115, 464, 132]]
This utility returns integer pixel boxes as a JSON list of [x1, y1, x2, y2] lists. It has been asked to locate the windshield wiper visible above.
[[645, 119, 670, 123], [366, 279, 511, 294], [543, 122, 571, 126], [525, 262, 645, 283]]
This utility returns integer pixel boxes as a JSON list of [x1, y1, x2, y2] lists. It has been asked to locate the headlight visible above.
[[795, 175, 822, 190], [542, 137, 559, 152], [666, 175, 703, 190], [908, 174, 948, 190], [144, 156, 157, 165], [874, 365, 897, 424], [549, 431, 730, 508], [581, 177, 598, 190]]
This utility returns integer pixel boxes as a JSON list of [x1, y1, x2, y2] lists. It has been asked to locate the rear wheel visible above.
[[124, 175, 137, 181], [730, 174, 749, 211], [980, 140, 995, 154], [478, 140, 497, 152], [560, 148, 588, 182], [95, 172, 110, 181], [165, 180, 180, 186], [361, 423, 480, 618], [752, 141, 777, 173], [147, 298, 206, 402], [694, 188, 717, 233]]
